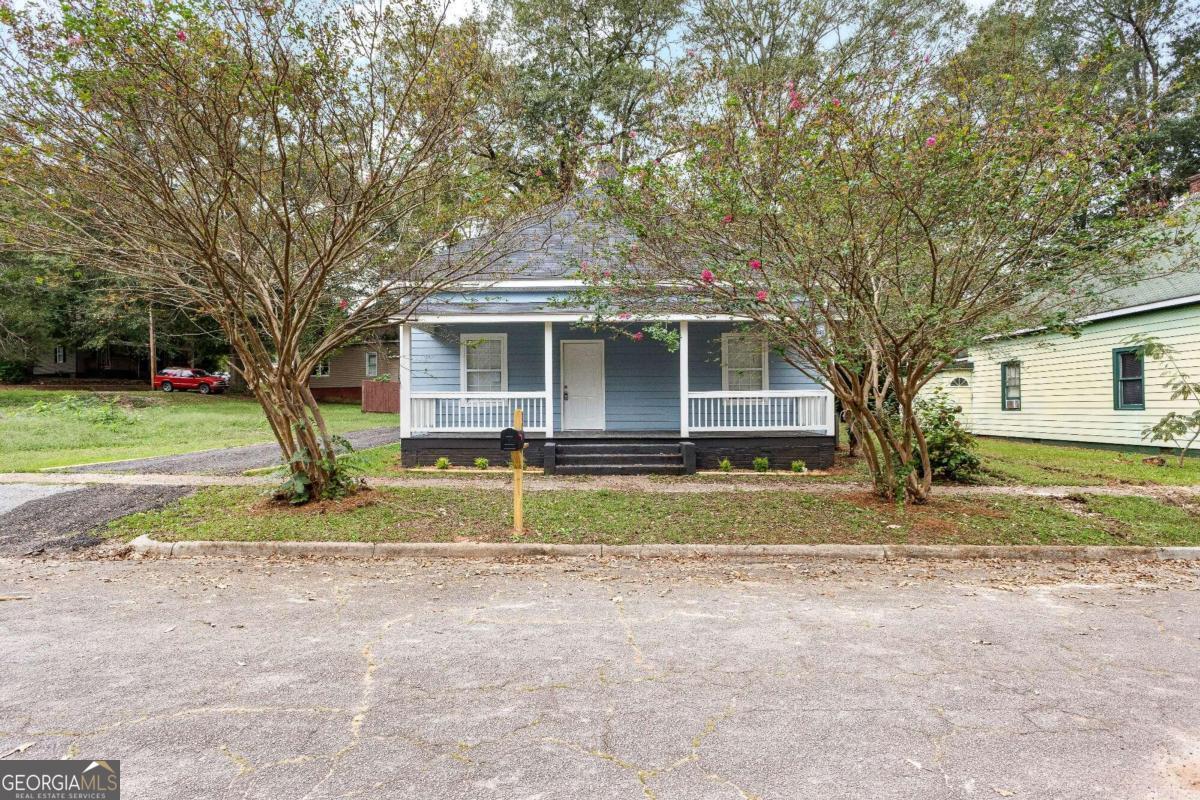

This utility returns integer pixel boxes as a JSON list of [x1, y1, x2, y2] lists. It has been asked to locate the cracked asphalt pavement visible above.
[[2, 556, 1199, 798]]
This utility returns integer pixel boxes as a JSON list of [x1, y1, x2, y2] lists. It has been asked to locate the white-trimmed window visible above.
[[53, 345, 66, 364], [460, 334, 508, 392], [365, 351, 379, 378], [721, 333, 769, 392], [312, 361, 330, 378]]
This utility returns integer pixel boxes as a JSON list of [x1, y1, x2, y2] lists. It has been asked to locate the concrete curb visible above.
[[127, 535, 1200, 562]]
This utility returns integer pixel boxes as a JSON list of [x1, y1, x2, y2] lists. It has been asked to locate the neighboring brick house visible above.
[[309, 342, 400, 402]]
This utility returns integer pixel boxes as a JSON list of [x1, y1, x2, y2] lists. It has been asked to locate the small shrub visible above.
[[752, 456, 770, 473], [473, 457, 489, 470], [0, 360, 33, 383], [434, 457, 451, 470], [27, 393, 135, 427], [371, 373, 393, 382], [790, 459, 807, 473], [913, 389, 981, 482], [718, 457, 733, 473]]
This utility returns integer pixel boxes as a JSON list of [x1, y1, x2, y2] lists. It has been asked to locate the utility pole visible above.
[[148, 306, 157, 388]]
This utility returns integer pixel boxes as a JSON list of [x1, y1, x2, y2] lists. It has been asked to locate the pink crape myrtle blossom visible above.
[[748, 259, 762, 270], [632, 331, 645, 342], [755, 290, 768, 302], [176, 30, 188, 42], [700, 269, 715, 283], [925, 135, 937, 147]]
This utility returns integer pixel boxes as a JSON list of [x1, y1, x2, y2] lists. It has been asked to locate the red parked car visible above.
[[153, 368, 228, 395]]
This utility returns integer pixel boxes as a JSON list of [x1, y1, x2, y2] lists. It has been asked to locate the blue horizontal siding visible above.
[[687, 322, 822, 391], [558, 325, 679, 431], [409, 321, 822, 431]]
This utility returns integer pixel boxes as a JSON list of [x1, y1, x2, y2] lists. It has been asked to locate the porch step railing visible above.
[[409, 392, 549, 434], [687, 390, 835, 434]]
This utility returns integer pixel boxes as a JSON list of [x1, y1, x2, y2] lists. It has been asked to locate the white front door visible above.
[[561, 340, 605, 430]]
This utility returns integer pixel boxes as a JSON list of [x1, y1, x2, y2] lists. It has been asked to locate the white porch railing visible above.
[[409, 392, 549, 434], [687, 390, 835, 434]]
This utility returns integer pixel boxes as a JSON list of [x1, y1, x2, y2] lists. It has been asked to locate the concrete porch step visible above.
[[555, 453, 683, 466], [552, 442, 684, 455], [555, 464, 689, 476]]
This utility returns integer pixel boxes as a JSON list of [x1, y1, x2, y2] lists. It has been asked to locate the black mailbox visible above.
[[499, 427, 525, 451]]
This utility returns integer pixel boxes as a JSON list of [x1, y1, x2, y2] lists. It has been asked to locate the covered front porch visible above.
[[395, 317, 837, 472]]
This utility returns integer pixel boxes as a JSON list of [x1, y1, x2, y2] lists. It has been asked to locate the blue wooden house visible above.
[[394, 203, 836, 474]]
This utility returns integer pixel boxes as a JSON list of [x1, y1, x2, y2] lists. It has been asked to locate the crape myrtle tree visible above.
[[0, 0, 554, 501], [584, 0, 1176, 503]]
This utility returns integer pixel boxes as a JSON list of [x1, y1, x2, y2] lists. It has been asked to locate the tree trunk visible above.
[[244, 360, 342, 502], [836, 392, 932, 505]]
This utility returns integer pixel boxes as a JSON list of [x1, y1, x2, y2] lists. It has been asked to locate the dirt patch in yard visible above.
[[250, 487, 382, 516]]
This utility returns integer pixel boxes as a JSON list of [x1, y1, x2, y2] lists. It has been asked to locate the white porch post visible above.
[[398, 323, 412, 437], [544, 321, 554, 437], [679, 321, 689, 437], [824, 386, 836, 437]]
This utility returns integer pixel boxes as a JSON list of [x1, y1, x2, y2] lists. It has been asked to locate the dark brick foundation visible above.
[[400, 433, 835, 472]]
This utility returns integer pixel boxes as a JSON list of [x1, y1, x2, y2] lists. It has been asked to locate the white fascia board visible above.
[[400, 313, 752, 323], [457, 279, 587, 289], [987, 293, 1200, 339]]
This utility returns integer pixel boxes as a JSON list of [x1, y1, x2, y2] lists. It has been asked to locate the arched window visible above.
[[949, 377, 969, 388]]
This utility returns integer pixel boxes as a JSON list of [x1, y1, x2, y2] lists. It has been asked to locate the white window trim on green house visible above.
[[312, 361, 330, 378], [365, 351, 379, 378], [1001, 361, 1021, 411]]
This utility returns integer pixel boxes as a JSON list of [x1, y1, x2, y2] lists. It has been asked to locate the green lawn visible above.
[[975, 437, 1200, 486], [106, 484, 1200, 547], [0, 388, 395, 472]]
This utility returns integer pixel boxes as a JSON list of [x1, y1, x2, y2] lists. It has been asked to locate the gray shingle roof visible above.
[[446, 194, 631, 281], [1089, 206, 1200, 314], [1091, 269, 1200, 314]]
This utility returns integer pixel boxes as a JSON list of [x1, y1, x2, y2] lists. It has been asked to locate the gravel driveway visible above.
[[61, 426, 403, 475], [0, 485, 193, 556], [1, 556, 1198, 799]]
